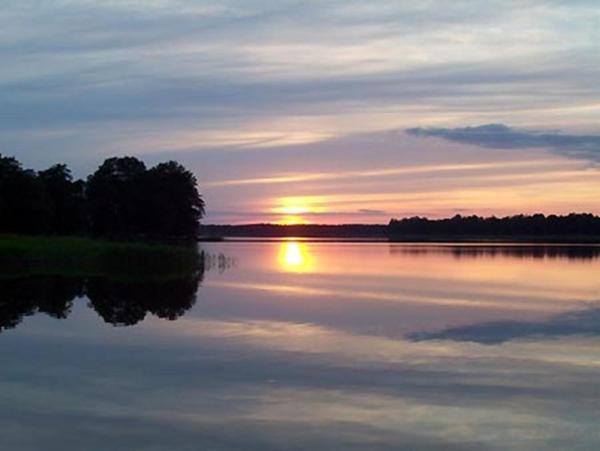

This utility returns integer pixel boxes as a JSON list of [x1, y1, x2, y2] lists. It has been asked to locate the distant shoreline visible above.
[[199, 224, 600, 244], [200, 236, 600, 244]]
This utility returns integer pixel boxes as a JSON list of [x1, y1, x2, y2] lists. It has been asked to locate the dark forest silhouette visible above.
[[201, 213, 600, 241], [0, 155, 204, 240], [388, 214, 600, 239], [200, 223, 388, 238]]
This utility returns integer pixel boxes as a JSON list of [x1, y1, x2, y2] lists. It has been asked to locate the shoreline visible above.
[[0, 234, 202, 278], [199, 236, 600, 244]]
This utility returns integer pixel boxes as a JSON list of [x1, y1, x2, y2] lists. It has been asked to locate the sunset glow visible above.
[[277, 216, 306, 225], [279, 206, 309, 215], [274, 198, 320, 224]]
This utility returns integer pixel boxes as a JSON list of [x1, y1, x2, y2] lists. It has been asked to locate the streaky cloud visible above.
[[407, 124, 600, 161], [204, 159, 564, 187]]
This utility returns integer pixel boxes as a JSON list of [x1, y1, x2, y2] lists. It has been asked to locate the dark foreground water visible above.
[[1, 241, 600, 450]]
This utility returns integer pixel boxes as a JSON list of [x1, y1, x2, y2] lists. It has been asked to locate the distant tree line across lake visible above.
[[201, 213, 600, 242], [199, 223, 389, 238], [388, 213, 600, 239], [0, 155, 204, 240]]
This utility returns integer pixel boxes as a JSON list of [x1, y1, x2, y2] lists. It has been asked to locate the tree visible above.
[[0, 155, 49, 233], [38, 164, 87, 235], [1, 154, 205, 240], [144, 161, 205, 240], [86, 157, 148, 237], [388, 213, 600, 237]]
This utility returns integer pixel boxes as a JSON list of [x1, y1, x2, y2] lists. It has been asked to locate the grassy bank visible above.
[[0, 234, 203, 279]]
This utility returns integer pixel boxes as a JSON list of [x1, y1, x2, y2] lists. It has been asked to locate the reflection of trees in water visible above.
[[203, 253, 235, 273], [87, 273, 202, 326], [0, 255, 217, 331], [0, 276, 84, 330], [388, 245, 600, 260]]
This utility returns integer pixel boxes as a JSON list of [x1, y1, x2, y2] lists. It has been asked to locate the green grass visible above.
[[0, 234, 203, 279]]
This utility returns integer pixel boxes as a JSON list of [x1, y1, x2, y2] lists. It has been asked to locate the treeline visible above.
[[201, 214, 600, 242], [0, 155, 204, 240], [199, 223, 388, 238], [389, 213, 600, 239]]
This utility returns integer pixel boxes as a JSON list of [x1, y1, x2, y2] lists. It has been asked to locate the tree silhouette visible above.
[[144, 161, 206, 239], [86, 157, 148, 238], [86, 157, 205, 240], [388, 213, 600, 238], [0, 155, 49, 234], [38, 164, 87, 235]]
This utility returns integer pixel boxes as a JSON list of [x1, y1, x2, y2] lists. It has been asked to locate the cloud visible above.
[[407, 305, 600, 345], [407, 124, 600, 161], [203, 159, 561, 188], [357, 208, 387, 215]]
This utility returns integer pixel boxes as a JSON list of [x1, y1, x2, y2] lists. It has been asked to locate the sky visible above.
[[1, 0, 600, 224]]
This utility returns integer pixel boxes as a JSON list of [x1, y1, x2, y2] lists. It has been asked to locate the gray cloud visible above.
[[358, 208, 387, 215], [4, 51, 600, 130], [407, 124, 600, 161]]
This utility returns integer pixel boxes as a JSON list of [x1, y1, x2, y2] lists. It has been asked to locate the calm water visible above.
[[2, 241, 600, 450]]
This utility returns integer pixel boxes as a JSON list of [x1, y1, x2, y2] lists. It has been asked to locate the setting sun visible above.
[[278, 215, 306, 225], [274, 198, 318, 224], [279, 206, 309, 215]]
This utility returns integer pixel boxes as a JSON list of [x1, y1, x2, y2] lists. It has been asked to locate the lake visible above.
[[1, 241, 600, 450]]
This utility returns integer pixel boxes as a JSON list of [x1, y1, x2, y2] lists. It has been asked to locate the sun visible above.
[[280, 206, 309, 215], [274, 198, 318, 224], [278, 215, 306, 225]]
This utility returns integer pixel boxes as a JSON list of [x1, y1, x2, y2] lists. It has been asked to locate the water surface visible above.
[[2, 241, 600, 450]]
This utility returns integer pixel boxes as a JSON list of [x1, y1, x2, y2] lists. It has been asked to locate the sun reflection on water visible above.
[[278, 241, 314, 273]]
